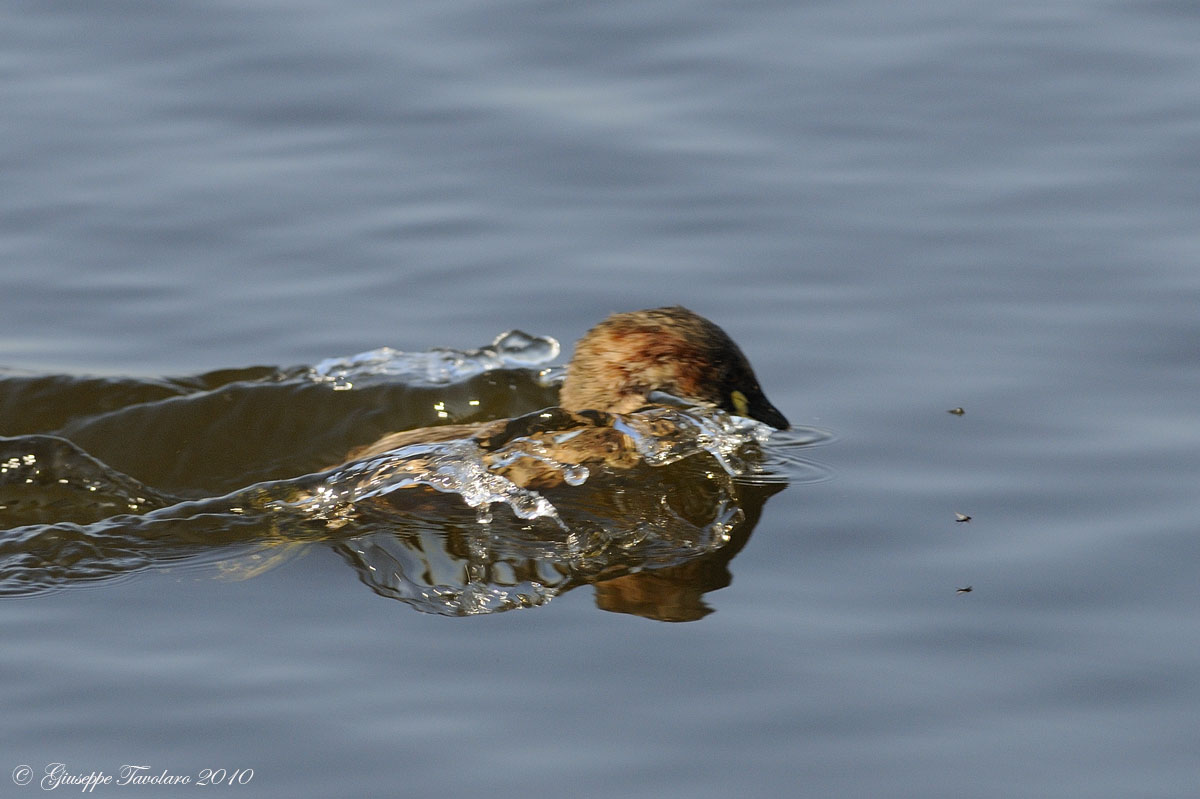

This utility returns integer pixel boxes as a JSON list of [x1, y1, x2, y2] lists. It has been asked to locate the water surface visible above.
[[2, 0, 1199, 796]]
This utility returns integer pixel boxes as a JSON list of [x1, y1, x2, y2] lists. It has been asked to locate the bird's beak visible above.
[[749, 392, 790, 430]]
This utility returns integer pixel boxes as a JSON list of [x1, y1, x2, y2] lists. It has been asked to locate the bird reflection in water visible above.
[[329, 460, 786, 621]]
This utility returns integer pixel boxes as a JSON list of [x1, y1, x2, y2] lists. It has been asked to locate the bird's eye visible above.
[[730, 390, 750, 417]]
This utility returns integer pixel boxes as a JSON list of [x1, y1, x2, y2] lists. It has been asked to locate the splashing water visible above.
[[308, 330, 560, 389], [273, 439, 569, 528], [613, 405, 774, 474], [287, 404, 785, 530]]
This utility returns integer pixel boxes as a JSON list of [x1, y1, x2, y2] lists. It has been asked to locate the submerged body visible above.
[[342, 307, 789, 486]]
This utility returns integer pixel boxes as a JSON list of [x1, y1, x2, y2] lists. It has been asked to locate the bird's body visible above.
[[340, 307, 788, 488]]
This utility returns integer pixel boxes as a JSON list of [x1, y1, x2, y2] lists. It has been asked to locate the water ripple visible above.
[[0, 342, 830, 617]]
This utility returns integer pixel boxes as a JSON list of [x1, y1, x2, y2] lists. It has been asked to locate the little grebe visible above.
[[341, 307, 788, 485]]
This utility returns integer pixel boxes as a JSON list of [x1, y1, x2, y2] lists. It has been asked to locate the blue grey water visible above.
[[2, 0, 1198, 796]]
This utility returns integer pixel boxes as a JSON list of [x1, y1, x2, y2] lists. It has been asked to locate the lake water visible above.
[[2, 0, 1199, 796]]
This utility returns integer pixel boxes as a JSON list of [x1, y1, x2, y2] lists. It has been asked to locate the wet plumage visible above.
[[341, 307, 788, 487]]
